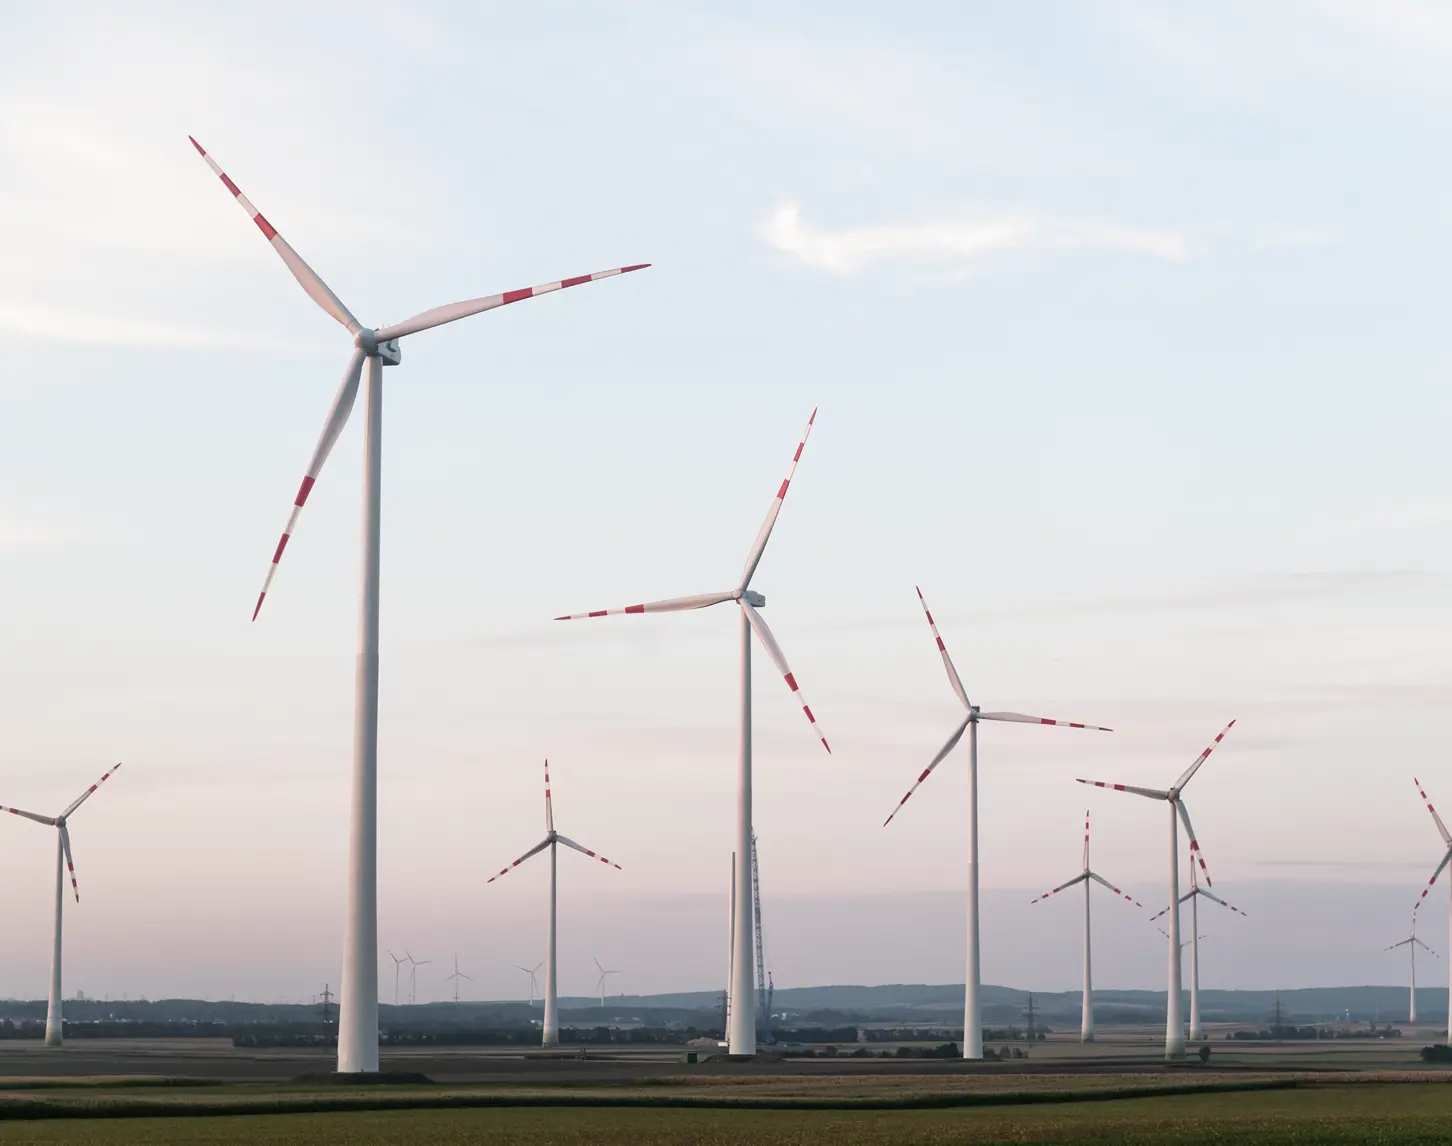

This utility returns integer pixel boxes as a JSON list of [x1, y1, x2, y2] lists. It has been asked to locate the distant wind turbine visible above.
[[487, 759, 622, 1046], [405, 953, 430, 1006], [885, 587, 1110, 1059], [444, 956, 472, 1005], [190, 137, 648, 1074], [1150, 861, 1245, 1041], [554, 412, 829, 1056], [1079, 719, 1236, 1060], [514, 961, 545, 1008], [387, 951, 407, 1007], [1411, 777, 1452, 1040], [1, 764, 123, 1046], [1029, 809, 1141, 1042], [1385, 922, 1436, 1024], [594, 958, 622, 1008]]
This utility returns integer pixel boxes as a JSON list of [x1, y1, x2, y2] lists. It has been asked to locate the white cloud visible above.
[[764, 202, 1197, 275]]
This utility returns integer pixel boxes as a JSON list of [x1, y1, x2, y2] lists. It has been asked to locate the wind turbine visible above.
[[554, 411, 829, 1055], [1411, 777, 1452, 1041], [444, 956, 471, 1005], [594, 958, 622, 1008], [1, 764, 122, 1047], [1150, 860, 1245, 1042], [190, 137, 647, 1074], [1028, 809, 1141, 1043], [514, 961, 544, 1007], [405, 953, 430, 1006], [1078, 718, 1236, 1059], [884, 588, 1110, 1059], [487, 759, 621, 1046], [1385, 923, 1436, 1025], [387, 951, 407, 1007]]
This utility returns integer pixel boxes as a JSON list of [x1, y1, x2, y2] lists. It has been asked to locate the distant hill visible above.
[[0, 983, 1438, 1027]]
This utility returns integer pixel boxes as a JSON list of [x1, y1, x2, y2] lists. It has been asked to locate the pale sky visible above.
[[4, 1, 1452, 1004]]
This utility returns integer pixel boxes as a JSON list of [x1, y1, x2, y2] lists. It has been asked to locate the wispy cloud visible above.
[[764, 202, 1197, 274]]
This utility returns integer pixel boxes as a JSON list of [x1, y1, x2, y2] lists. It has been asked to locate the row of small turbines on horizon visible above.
[[6, 136, 1452, 1069], [384, 953, 625, 1011]]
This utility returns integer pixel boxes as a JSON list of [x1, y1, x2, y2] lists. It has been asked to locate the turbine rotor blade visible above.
[[1083, 808, 1091, 872], [554, 590, 734, 621], [1088, 871, 1142, 907], [1029, 872, 1087, 904], [188, 137, 360, 334], [373, 264, 650, 343], [61, 762, 123, 818], [914, 587, 970, 710], [978, 712, 1112, 731], [1199, 887, 1246, 916], [1416, 777, 1452, 846], [252, 348, 366, 620], [60, 824, 79, 902], [741, 601, 830, 754], [1173, 718, 1237, 791], [883, 714, 971, 826], [1176, 800, 1213, 887], [1414, 847, 1452, 915], [556, 833, 622, 870], [486, 837, 552, 883], [544, 759, 554, 833], [739, 408, 817, 590], [1076, 780, 1168, 801], [0, 805, 57, 827]]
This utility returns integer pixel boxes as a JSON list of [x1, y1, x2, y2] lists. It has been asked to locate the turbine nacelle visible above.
[[738, 589, 766, 607], [352, 328, 403, 364]]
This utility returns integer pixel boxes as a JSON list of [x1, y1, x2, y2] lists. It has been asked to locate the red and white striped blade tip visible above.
[[978, 712, 1112, 731]]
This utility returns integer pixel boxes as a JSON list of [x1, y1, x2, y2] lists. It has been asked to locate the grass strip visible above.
[[0, 1078, 1300, 1122]]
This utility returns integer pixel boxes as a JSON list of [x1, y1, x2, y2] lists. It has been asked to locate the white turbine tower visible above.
[[1028, 809, 1141, 1043], [1385, 923, 1435, 1025], [190, 138, 647, 1074], [1410, 777, 1452, 1041], [883, 588, 1110, 1059], [554, 411, 829, 1056], [594, 958, 622, 1007], [1150, 861, 1245, 1042], [487, 759, 621, 1046], [515, 961, 544, 1007], [1078, 718, 1236, 1060], [1, 764, 123, 1047]]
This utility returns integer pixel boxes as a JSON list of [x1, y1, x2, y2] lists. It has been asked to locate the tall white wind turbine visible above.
[[487, 759, 621, 1046], [1150, 860, 1245, 1042], [1078, 718, 1236, 1059], [190, 138, 646, 1074], [1029, 809, 1141, 1043], [1385, 923, 1435, 1025], [1, 764, 123, 1047], [1411, 777, 1452, 1041], [554, 411, 829, 1056], [883, 588, 1110, 1059]]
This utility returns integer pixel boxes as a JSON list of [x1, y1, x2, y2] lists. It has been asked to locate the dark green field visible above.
[[3, 1082, 1452, 1144]]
